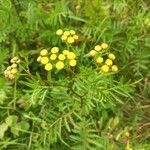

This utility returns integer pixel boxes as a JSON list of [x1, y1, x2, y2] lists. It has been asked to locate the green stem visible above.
[[13, 78, 17, 109], [47, 71, 51, 82], [12, 39, 17, 57]]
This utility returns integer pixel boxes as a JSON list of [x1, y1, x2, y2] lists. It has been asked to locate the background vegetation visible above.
[[0, 0, 149, 149]]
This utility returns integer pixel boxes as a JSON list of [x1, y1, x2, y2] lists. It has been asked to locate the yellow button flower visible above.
[[5, 71, 11, 77], [105, 59, 113, 66], [11, 64, 17, 68], [4, 70, 8, 75], [58, 54, 66, 61], [111, 65, 118, 72], [69, 59, 77, 67], [67, 37, 75, 44], [40, 49, 48, 56], [50, 54, 57, 60], [9, 74, 15, 80], [56, 61, 64, 70], [45, 63, 53, 71], [41, 57, 49, 64], [51, 47, 59, 53], [63, 31, 70, 36], [37, 56, 41, 62], [12, 56, 19, 61], [101, 65, 109, 73], [67, 52, 76, 59], [7, 66, 12, 70], [61, 35, 67, 41], [10, 59, 15, 63], [73, 35, 79, 40], [96, 57, 103, 64], [63, 50, 70, 55], [94, 45, 102, 51], [108, 53, 116, 60], [56, 29, 63, 36], [11, 68, 17, 74], [10, 57, 19, 63], [70, 30, 76, 35], [5, 70, 11, 74], [101, 43, 108, 49], [89, 50, 97, 56]]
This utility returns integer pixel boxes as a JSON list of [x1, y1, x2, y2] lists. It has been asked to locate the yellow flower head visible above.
[[12, 56, 19, 61], [11, 63, 17, 68], [56, 61, 64, 70], [40, 49, 48, 56], [6, 66, 12, 71], [56, 29, 63, 36], [41, 57, 49, 64], [4, 70, 8, 75], [96, 57, 103, 64], [89, 50, 97, 56], [111, 65, 118, 72], [10, 56, 20, 64], [10, 59, 15, 63], [73, 35, 79, 40], [63, 50, 70, 55], [69, 59, 77, 67], [4, 67, 15, 79], [5, 70, 11, 76], [50, 54, 57, 60], [58, 54, 66, 61], [70, 30, 76, 35], [105, 59, 113, 66], [94, 45, 102, 51], [63, 31, 70, 36], [67, 52, 76, 60], [108, 53, 116, 60], [67, 37, 75, 44], [45, 63, 53, 71], [11, 68, 17, 74], [37, 56, 41, 62], [101, 65, 109, 73], [61, 35, 68, 41], [51, 47, 59, 53], [9, 74, 15, 80], [101, 43, 108, 49]]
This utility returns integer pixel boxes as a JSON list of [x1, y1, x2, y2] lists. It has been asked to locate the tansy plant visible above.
[[0, 1, 148, 149], [88, 43, 118, 73], [2, 29, 123, 150]]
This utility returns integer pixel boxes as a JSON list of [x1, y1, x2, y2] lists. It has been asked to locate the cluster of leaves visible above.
[[0, 0, 149, 149]]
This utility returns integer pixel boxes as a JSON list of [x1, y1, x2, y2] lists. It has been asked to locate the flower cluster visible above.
[[89, 43, 118, 73], [101, 53, 118, 73], [89, 43, 109, 56], [37, 47, 77, 71], [56, 29, 79, 44], [4, 57, 20, 80]]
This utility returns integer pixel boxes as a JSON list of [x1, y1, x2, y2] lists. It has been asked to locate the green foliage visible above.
[[0, 0, 149, 149]]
